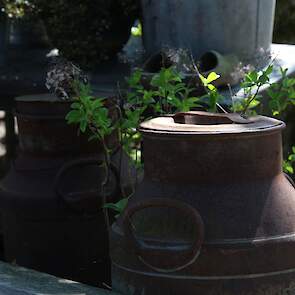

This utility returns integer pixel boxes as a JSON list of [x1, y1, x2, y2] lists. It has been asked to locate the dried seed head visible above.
[[46, 57, 88, 100]]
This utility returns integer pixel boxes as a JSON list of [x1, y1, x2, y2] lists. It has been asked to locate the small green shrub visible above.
[[56, 60, 295, 215]]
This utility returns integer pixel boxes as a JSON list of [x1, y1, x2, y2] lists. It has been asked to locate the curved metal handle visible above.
[[285, 173, 295, 189], [54, 157, 119, 214], [173, 111, 251, 125], [122, 198, 204, 273]]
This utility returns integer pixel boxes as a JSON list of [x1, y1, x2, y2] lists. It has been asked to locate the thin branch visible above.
[[216, 103, 228, 114], [241, 83, 262, 116]]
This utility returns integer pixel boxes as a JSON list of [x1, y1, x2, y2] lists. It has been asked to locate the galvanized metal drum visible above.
[[0, 94, 120, 288], [110, 111, 295, 294], [141, 0, 276, 63]]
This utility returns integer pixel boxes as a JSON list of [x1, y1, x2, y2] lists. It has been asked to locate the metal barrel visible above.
[[0, 13, 7, 66], [141, 0, 276, 63]]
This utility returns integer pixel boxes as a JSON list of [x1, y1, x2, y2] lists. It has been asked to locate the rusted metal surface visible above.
[[15, 94, 119, 155], [110, 111, 295, 294], [0, 94, 121, 288]]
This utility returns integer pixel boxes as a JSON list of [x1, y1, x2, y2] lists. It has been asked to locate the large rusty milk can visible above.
[[0, 94, 120, 287], [110, 111, 295, 295]]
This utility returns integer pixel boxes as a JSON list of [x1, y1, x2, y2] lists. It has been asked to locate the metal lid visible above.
[[139, 111, 285, 135]]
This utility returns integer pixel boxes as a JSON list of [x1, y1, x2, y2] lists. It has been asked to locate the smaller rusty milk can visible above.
[[110, 111, 295, 295], [0, 94, 120, 287]]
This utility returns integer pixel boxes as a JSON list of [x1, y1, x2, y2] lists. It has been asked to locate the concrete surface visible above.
[[0, 261, 119, 295]]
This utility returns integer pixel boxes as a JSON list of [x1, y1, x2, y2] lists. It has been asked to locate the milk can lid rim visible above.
[[139, 112, 285, 135]]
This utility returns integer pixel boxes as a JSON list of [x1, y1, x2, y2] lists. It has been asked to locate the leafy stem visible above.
[[241, 82, 263, 117], [284, 146, 295, 175]]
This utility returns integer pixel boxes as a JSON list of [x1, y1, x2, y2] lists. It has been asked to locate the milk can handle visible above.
[[122, 198, 204, 273], [54, 157, 119, 213], [285, 173, 295, 188], [173, 111, 251, 125]]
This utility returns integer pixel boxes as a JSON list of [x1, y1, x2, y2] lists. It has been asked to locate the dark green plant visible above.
[[64, 61, 295, 216], [283, 146, 295, 175], [228, 65, 295, 119], [32, 0, 139, 68], [232, 65, 273, 116], [129, 66, 203, 113], [199, 72, 223, 112], [227, 65, 295, 177], [267, 68, 295, 116], [66, 83, 113, 139], [150, 67, 202, 113], [66, 82, 114, 169], [131, 22, 142, 37], [66, 82, 117, 220], [65, 66, 212, 215], [104, 197, 129, 218], [120, 67, 203, 166], [46, 59, 117, 217]]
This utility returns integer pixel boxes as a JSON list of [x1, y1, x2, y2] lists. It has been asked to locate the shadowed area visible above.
[[0, 262, 119, 295]]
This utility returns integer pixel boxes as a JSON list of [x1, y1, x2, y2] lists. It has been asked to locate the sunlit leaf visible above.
[[206, 72, 220, 83]]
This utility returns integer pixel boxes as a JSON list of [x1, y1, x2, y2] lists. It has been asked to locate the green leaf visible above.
[[258, 74, 270, 84], [104, 198, 129, 215], [206, 72, 220, 84], [128, 69, 142, 87], [66, 110, 84, 124], [264, 65, 274, 76], [131, 22, 142, 37], [80, 120, 87, 133], [208, 84, 216, 91], [272, 111, 280, 116], [247, 71, 258, 82], [284, 147, 295, 175], [199, 73, 207, 86], [71, 102, 82, 109], [92, 98, 104, 109], [88, 134, 100, 142], [248, 99, 260, 109], [283, 161, 294, 174]]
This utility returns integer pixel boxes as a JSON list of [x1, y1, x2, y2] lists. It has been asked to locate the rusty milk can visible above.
[[110, 111, 295, 294], [0, 94, 120, 287]]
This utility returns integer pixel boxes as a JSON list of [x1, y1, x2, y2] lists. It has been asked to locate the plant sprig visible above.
[[268, 67, 295, 116], [199, 72, 223, 112], [65, 62, 295, 217], [66, 83, 113, 142], [284, 146, 295, 175], [231, 65, 273, 116], [120, 67, 203, 167]]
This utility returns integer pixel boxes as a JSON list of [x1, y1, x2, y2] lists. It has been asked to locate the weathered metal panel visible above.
[[141, 0, 276, 62]]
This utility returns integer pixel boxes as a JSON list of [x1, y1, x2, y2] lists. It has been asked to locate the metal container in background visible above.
[[0, 94, 120, 288], [141, 0, 276, 64], [111, 111, 295, 295], [0, 12, 8, 66], [7, 18, 49, 49]]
